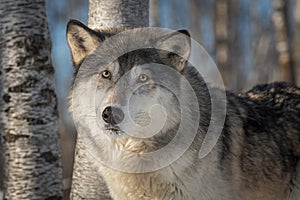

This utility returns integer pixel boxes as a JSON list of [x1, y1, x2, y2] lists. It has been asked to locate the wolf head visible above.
[[66, 20, 199, 157]]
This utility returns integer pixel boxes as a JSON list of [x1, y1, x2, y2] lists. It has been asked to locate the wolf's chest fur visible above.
[[102, 167, 188, 200], [99, 153, 221, 200]]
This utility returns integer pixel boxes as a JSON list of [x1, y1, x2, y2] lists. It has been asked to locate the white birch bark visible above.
[[0, 0, 62, 199], [70, 0, 149, 199], [88, 0, 149, 29]]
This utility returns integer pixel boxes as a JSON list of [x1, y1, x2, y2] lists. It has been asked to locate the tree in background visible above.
[[272, 0, 294, 82], [70, 0, 149, 199], [214, 0, 279, 90], [214, 0, 231, 88], [151, 0, 300, 90], [0, 0, 62, 199], [294, 0, 300, 84], [151, 0, 160, 27]]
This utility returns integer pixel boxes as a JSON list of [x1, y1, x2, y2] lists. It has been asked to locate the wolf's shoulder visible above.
[[233, 82, 300, 130], [219, 82, 300, 186], [233, 82, 300, 156]]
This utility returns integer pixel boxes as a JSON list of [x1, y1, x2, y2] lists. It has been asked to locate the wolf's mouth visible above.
[[105, 126, 123, 136]]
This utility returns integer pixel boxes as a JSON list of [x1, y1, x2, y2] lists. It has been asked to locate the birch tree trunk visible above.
[[70, 0, 149, 199], [0, 0, 62, 199], [88, 0, 149, 29]]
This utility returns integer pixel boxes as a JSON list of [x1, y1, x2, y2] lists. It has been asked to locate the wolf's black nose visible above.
[[102, 106, 124, 125]]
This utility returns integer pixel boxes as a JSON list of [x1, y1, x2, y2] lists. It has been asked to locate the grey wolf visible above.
[[66, 19, 300, 200]]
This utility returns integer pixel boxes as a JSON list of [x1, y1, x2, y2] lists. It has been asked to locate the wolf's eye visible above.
[[102, 70, 111, 79], [139, 74, 148, 82]]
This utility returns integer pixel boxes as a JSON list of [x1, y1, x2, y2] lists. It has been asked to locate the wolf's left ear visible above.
[[156, 30, 191, 72], [66, 20, 105, 68]]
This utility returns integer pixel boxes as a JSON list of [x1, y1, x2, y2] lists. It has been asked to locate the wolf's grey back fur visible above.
[[220, 83, 300, 199], [242, 82, 300, 110]]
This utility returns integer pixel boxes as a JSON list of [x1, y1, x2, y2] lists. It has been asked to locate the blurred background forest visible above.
[[45, 0, 300, 192]]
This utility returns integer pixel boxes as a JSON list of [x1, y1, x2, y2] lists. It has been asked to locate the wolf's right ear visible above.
[[66, 20, 104, 68], [156, 30, 191, 72]]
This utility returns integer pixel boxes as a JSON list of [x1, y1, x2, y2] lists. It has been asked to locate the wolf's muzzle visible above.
[[102, 106, 125, 125]]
